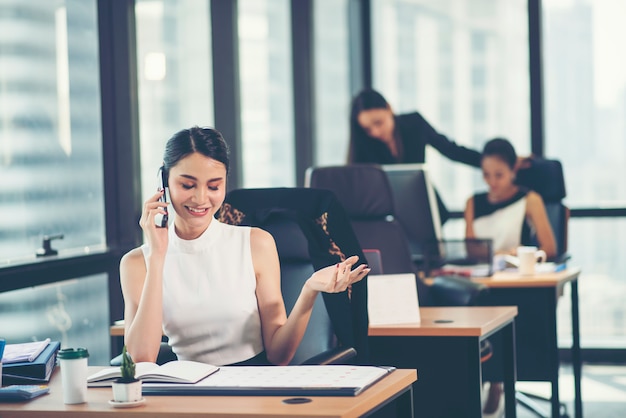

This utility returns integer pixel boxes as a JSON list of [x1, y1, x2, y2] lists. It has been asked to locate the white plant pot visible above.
[[112, 379, 142, 402]]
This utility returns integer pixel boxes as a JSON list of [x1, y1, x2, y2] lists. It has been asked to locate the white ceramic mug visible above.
[[58, 348, 90, 404], [517, 246, 547, 275]]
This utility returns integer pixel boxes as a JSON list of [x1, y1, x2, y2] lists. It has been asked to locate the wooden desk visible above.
[[369, 306, 518, 418], [471, 267, 582, 418], [0, 367, 416, 418], [110, 323, 124, 337]]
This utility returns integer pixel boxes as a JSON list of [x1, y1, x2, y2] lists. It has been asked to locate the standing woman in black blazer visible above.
[[347, 88, 483, 224], [347, 88, 482, 167]]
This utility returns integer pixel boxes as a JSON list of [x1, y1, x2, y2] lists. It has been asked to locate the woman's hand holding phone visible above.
[[139, 189, 170, 256], [154, 167, 169, 228]]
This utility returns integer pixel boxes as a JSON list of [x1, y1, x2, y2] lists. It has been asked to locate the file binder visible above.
[[2, 341, 60, 384]]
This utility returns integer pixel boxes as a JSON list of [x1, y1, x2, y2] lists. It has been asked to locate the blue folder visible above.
[[2, 341, 60, 384]]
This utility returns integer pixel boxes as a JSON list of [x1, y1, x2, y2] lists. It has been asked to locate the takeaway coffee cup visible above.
[[57, 347, 90, 404], [517, 246, 547, 275]]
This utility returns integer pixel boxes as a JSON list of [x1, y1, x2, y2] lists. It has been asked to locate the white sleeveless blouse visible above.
[[472, 191, 528, 253], [141, 218, 264, 366]]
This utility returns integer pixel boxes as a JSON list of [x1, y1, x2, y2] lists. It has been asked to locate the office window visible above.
[[371, 0, 530, 214], [0, 0, 104, 261], [238, 0, 295, 187], [543, 0, 626, 208], [544, 0, 626, 347], [135, 0, 214, 199], [313, 0, 351, 166], [0, 274, 110, 365]]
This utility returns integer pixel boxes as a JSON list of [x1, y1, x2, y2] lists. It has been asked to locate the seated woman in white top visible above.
[[464, 137, 556, 417], [120, 126, 370, 366], [465, 137, 556, 258]]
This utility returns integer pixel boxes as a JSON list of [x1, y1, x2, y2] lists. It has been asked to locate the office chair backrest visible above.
[[306, 165, 415, 272], [218, 187, 369, 365], [306, 165, 431, 303], [516, 158, 569, 257], [306, 165, 494, 308]]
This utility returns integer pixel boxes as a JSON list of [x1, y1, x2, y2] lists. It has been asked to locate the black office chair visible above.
[[514, 157, 571, 418], [305, 164, 488, 308], [516, 157, 569, 263], [218, 187, 370, 366]]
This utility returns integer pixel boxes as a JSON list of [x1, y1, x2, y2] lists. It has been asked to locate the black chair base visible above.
[[516, 390, 570, 418]]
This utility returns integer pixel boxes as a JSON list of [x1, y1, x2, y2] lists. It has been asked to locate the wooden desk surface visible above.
[[368, 306, 517, 337], [472, 266, 581, 288], [424, 266, 581, 288], [110, 323, 124, 337], [0, 367, 417, 418]]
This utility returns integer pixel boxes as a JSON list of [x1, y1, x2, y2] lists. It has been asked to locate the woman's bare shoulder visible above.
[[249, 227, 276, 251], [120, 247, 145, 270], [525, 190, 546, 206]]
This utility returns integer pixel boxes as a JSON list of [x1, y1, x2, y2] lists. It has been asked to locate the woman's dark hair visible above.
[[481, 137, 517, 169], [347, 89, 391, 163], [163, 126, 230, 181]]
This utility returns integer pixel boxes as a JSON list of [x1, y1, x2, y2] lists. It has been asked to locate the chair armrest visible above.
[[429, 275, 489, 307], [299, 347, 357, 365]]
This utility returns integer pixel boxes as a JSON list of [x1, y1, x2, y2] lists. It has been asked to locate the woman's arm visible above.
[[120, 190, 170, 363], [464, 196, 476, 239], [414, 113, 482, 167], [251, 228, 369, 365], [525, 191, 557, 258]]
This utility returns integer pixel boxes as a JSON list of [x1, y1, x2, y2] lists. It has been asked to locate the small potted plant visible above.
[[111, 346, 142, 403]]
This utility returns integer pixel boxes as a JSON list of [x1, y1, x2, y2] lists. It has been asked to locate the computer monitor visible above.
[[381, 164, 443, 264]]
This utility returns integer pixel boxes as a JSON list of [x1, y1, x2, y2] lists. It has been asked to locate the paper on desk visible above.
[[1, 339, 50, 364], [367, 274, 421, 325]]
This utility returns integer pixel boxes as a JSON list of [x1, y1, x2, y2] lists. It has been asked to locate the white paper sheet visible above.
[[367, 274, 421, 325]]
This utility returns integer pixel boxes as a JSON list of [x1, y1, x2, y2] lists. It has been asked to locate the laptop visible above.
[[425, 239, 494, 277]]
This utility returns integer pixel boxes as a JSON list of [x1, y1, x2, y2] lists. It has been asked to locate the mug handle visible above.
[[535, 250, 547, 263]]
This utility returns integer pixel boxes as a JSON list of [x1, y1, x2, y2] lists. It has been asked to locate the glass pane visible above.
[[0, 274, 111, 366], [543, 0, 626, 208], [239, 0, 295, 187], [314, 0, 351, 166], [371, 0, 530, 211], [136, 0, 214, 199], [0, 0, 104, 261], [557, 218, 626, 348]]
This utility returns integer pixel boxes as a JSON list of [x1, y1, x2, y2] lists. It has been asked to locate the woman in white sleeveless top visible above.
[[120, 127, 370, 366], [464, 138, 556, 417], [465, 138, 556, 257]]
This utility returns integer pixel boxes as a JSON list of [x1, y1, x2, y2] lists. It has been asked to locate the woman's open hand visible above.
[[305, 255, 370, 294]]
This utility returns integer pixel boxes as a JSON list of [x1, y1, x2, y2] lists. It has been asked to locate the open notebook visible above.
[[88, 360, 219, 387]]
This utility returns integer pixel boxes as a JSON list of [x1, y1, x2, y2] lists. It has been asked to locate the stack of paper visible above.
[[1, 340, 60, 384]]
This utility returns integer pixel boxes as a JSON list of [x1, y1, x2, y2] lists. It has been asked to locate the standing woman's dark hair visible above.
[[163, 126, 230, 179], [347, 89, 393, 163], [481, 138, 517, 170]]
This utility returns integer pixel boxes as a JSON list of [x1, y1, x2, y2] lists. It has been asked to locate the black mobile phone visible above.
[[154, 167, 169, 228]]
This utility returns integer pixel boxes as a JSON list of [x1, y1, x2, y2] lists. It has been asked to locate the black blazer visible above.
[[353, 111, 481, 167]]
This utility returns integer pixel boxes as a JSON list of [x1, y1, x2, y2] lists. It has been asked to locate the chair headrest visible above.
[[307, 165, 394, 218], [261, 214, 311, 262], [515, 158, 566, 202]]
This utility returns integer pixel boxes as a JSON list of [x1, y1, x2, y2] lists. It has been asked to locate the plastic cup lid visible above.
[[57, 347, 89, 359]]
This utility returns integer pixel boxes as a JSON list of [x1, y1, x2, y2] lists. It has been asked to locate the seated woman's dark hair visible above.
[[163, 126, 230, 177], [482, 137, 516, 169]]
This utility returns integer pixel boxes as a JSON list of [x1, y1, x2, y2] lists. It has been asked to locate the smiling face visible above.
[[167, 152, 227, 238], [357, 107, 395, 144], [481, 155, 517, 201]]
